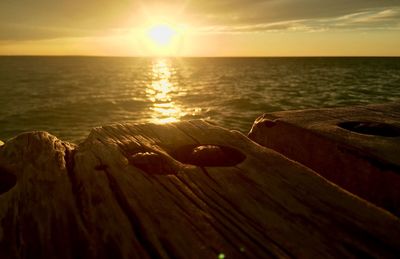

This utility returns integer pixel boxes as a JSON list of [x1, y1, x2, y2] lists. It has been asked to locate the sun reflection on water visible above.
[[147, 59, 185, 123]]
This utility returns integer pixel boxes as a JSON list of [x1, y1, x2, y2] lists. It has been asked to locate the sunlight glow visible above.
[[139, 20, 188, 56], [148, 24, 177, 46], [147, 59, 185, 123]]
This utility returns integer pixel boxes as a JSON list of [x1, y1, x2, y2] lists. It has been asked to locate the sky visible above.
[[0, 0, 400, 56]]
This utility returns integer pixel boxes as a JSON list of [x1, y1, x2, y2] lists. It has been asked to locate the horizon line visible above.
[[1, 54, 400, 58]]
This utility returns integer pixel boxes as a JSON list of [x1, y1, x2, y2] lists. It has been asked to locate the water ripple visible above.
[[0, 57, 399, 142]]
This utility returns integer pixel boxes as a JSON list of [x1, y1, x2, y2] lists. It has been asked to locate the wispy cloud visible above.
[[196, 7, 400, 34], [0, 23, 97, 41], [332, 9, 400, 25], [312, 7, 400, 30], [198, 20, 310, 34]]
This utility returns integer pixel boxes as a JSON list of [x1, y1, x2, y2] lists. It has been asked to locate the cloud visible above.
[[185, 0, 400, 24], [1, 0, 400, 40], [196, 7, 400, 33], [0, 0, 137, 30], [311, 7, 400, 31], [334, 9, 400, 25], [197, 20, 309, 34], [0, 24, 98, 41]]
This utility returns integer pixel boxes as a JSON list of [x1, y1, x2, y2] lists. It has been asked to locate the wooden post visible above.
[[249, 103, 400, 216], [0, 120, 399, 258]]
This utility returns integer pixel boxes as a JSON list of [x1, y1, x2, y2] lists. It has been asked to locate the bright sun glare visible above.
[[141, 21, 186, 56], [148, 24, 177, 46]]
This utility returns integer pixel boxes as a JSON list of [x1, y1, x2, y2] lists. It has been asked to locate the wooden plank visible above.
[[249, 102, 400, 216], [0, 120, 399, 258]]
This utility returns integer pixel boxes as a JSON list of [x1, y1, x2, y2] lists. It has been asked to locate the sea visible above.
[[0, 56, 399, 143]]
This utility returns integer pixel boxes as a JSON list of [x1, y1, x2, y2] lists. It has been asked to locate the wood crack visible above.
[[175, 124, 201, 144], [62, 143, 87, 228], [201, 175, 294, 257], [61, 143, 93, 259], [175, 173, 283, 258], [152, 177, 220, 255], [101, 166, 167, 259]]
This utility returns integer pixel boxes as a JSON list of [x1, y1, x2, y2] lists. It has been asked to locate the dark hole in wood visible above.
[[0, 168, 17, 194], [128, 152, 176, 175], [338, 121, 400, 137], [261, 119, 277, 128], [171, 144, 246, 167], [94, 164, 109, 171]]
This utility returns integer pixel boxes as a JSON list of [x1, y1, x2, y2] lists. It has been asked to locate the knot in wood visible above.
[[191, 145, 225, 161], [338, 121, 400, 137], [260, 119, 277, 128], [129, 152, 176, 175], [172, 144, 246, 167]]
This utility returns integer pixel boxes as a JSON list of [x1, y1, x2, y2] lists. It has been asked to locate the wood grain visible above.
[[0, 120, 399, 258], [249, 102, 400, 216]]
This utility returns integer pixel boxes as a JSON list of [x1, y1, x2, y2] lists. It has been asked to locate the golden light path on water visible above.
[[147, 59, 185, 124]]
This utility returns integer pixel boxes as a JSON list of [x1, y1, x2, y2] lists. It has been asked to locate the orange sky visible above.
[[1, 1, 399, 56]]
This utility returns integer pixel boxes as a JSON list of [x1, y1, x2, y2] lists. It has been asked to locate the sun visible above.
[[147, 24, 177, 47], [139, 21, 187, 56]]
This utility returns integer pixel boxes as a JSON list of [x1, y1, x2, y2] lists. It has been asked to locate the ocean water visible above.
[[0, 56, 399, 142]]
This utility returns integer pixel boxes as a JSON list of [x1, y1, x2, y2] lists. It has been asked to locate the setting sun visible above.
[[139, 21, 187, 56], [147, 24, 177, 46]]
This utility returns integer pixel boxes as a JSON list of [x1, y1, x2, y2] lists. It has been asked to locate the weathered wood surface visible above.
[[249, 102, 400, 216], [0, 120, 399, 258]]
